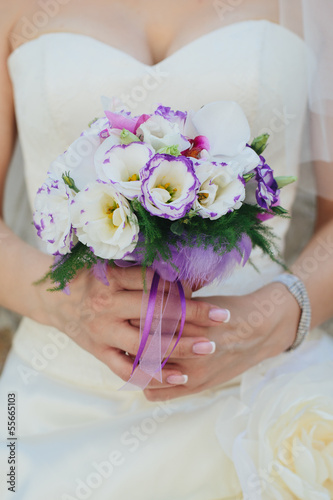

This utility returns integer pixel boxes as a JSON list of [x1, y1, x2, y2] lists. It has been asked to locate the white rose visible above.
[[137, 114, 190, 152], [217, 359, 333, 500], [193, 160, 245, 219], [94, 142, 154, 199], [71, 182, 139, 260], [34, 178, 75, 255]]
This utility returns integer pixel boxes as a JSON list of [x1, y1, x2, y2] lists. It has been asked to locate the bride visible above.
[[0, 0, 333, 498]]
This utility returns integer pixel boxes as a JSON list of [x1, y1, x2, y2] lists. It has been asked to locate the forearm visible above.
[[291, 218, 333, 328], [0, 218, 52, 320]]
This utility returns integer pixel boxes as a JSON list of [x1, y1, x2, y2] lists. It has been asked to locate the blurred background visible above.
[[1, 142, 332, 374]]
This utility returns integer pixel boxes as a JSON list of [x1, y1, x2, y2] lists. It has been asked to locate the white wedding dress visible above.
[[1, 20, 333, 500]]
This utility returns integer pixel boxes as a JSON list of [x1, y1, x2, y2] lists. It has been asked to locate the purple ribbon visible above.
[[120, 272, 186, 391], [130, 271, 161, 375], [160, 280, 186, 368]]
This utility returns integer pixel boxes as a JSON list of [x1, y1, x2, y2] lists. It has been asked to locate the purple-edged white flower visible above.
[[71, 182, 139, 260], [137, 115, 190, 152], [49, 131, 102, 191], [255, 156, 280, 209], [94, 133, 123, 173], [95, 142, 154, 199], [34, 179, 75, 255], [140, 154, 200, 220], [154, 105, 187, 125], [193, 160, 246, 219]]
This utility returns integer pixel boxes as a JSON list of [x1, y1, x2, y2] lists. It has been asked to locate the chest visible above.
[[11, 0, 279, 65]]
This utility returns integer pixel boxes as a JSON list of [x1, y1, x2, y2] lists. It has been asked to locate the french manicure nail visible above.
[[193, 341, 216, 354], [208, 308, 230, 323], [166, 374, 188, 385]]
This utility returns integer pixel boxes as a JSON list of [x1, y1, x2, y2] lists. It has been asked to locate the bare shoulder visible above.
[[0, 0, 29, 208], [1, 0, 65, 52]]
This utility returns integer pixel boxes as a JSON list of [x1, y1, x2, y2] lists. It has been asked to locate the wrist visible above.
[[251, 281, 301, 352], [25, 253, 57, 326], [272, 274, 311, 350]]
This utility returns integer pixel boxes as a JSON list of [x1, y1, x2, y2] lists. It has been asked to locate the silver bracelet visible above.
[[272, 273, 312, 351]]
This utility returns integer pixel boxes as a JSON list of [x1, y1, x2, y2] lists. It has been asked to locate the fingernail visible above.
[[166, 375, 188, 385], [193, 341, 216, 355], [208, 308, 230, 323]]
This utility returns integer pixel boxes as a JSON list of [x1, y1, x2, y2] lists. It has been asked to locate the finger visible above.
[[114, 293, 230, 326], [143, 377, 211, 401], [143, 385, 193, 402], [129, 318, 208, 337], [95, 346, 134, 381], [86, 290, 147, 320], [113, 290, 186, 320], [185, 299, 231, 326], [110, 266, 194, 302], [110, 266, 153, 291], [97, 346, 191, 389], [106, 323, 214, 361], [163, 335, 216, 359], [146, 371, 188, 389]]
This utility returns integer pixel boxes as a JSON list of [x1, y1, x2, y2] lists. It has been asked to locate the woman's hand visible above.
[[143, 281, 301, 401], [34, 265, 229, 386]]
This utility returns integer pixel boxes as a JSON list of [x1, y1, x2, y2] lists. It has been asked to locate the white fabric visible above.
[[279, 0, 333, 163], [0, 21, 333, 499]]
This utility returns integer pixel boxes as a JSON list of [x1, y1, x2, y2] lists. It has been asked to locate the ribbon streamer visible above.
[[120, 272, 185, 391]]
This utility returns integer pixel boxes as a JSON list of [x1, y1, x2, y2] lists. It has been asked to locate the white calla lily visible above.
[[186, 101, 251, 157], [213, 145, 261, 175]]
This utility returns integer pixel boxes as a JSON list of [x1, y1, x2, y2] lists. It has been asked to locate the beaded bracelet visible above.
[[272, 273, 312, 351]]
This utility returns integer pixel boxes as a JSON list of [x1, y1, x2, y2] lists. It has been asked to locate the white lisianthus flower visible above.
[[140, 154, 200, 220], [49, 124, 108, 191], [95, 142, 154, 199], [184, 101, 260, 173], [193, 160, 246, 219], [71, 181, 139, 260], [137, 114, 190, 152], [34, 178, 75, 255], [216, 360, 333, 500]]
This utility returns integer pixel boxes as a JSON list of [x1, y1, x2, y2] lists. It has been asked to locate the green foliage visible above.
[[271, 205, 289, 216], [88, 117, 98, 127], [157, 145, 181, 156], [38, 200, 287, 291], [250, 134, 270, 156], [275, 176, 297, 189], [36, 242, 100, 291], [131, 200, 285, 270], [120, 128, 141, 145], [62, 172, 80, 193]]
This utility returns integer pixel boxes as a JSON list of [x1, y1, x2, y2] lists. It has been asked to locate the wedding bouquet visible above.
[[34, 99, 294, 388]]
